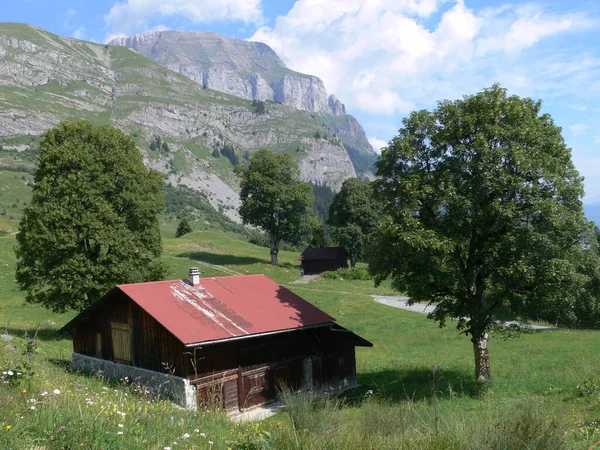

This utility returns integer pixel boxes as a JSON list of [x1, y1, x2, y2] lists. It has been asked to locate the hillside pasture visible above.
[[1, 230, 600, 449]]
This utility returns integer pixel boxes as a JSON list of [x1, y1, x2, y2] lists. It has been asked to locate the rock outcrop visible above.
[[109, 31, 345, 116], [0, 24, 360, 222]]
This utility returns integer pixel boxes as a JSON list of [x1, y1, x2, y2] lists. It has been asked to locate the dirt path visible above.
[[371, 295, 561, 331]]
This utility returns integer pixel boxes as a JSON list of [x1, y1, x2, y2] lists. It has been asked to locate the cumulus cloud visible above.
[[368, 136, 389, 154], [104, 0, 263, 39], [251, 0, 597, 119], [570, 124, 591, 136]]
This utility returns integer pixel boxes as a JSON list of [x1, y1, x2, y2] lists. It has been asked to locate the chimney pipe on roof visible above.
[[188, 267, 200, 286]]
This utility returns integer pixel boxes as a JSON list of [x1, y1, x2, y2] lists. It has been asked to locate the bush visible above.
[[175, 218, 193, 238], [322, 267, 372, 280]]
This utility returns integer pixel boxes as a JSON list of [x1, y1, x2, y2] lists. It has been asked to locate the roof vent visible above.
[[188, 267, 200, 286]]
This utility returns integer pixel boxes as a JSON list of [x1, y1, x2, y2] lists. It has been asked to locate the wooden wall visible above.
[[71, 292, 360, 412]]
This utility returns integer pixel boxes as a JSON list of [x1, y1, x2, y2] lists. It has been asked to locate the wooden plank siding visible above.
[[71, 290, 361, 412]]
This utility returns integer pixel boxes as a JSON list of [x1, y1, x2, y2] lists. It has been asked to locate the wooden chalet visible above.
[[61, 269, 372, 412], [300, 247, 349, 275]]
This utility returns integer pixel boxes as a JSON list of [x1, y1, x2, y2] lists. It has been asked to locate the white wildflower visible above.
[[182, 433, 190, 439], [7, 370, 13, 376], [164, 447, 171, 450], [30, 406, 36, 410], [118, 424, 124, 428], [117, 431, 123, 435], [194, 429, 200, 433], [40, 391, 48, 397], [53, 389, 61, 395], [208, 441, 213, 445]]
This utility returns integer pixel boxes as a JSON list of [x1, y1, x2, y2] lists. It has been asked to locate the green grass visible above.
[[2, 229, 600, 448], [0, 170, 33, 223]]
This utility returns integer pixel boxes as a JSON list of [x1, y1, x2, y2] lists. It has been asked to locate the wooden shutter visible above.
[[110, 322, 132, 364]]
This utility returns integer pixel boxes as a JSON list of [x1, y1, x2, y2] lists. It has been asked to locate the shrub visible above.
[[322, 268, 372, 280]]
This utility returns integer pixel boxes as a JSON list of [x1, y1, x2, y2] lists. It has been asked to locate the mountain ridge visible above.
[[108, 30, 350, 119], [0, 23, 374, 224]]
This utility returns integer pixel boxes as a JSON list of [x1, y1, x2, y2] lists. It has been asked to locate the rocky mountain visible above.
[[108, 31, 348, 117], [0, 23, 373, 224]]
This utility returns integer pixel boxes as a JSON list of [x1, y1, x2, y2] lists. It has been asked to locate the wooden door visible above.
[[110, 322, 132, 364]]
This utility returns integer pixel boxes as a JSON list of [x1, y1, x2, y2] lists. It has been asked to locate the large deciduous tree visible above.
[[370, 85, 599, 380], [15, 121, 167, 313], [328, 178, 380, 267], [237, 149, 314, 265]]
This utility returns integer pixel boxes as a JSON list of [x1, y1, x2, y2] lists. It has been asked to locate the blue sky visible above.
[[2, 0, 600, 202]]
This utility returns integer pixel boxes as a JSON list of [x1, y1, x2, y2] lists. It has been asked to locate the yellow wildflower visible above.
[[21, 389, 26, 393], [6, 425, 11, 430]]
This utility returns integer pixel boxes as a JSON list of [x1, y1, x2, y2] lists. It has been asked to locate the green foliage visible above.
[[322, 267, 371, 280], [328, 178, 380, 267], [307, 216, 328, 248], [314, 131, 321, 139], [251, 99, 266, 115], [15, 121, 167, 313], [237, 149, 314, 264], [163, 184, 255, 237], [312, 183, 334, 221], [175, 218, 193, 238], [370, 85, 599, 379]]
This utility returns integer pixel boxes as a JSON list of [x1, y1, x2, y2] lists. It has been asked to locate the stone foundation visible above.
[[71, 353, 197, 410]]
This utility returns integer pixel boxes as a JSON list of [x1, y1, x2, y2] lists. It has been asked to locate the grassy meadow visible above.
[[1, 229, 600, 449]]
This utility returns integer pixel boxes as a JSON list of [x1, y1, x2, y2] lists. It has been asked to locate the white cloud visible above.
[[570, 124, 591, 136], [73, 26, 86, 40], [368, 136, 389, 154], [356, 91, 414, 115], [569, 104, 588, 111], [104, 0, 263, 39], [251, 0, 597, 123]]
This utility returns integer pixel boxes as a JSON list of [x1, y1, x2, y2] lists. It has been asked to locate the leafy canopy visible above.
[[328, 178, 380, 267], [175, 218, 193, 238], [236, 149, 314, 265], [370, 85, 599, 378], [15, 121, 167, 313]]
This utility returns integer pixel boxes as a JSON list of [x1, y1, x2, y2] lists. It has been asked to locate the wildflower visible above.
[[30, 406, 36, 410], [5, 425, 11, 430], [200, 432, 206, 437], [117, 431, 123, 435], [117, 411, 125, 416], [194, 429, 199, 433], [208, 441, 213, 445], [164, 447, 172, 450], [41, 392, 48, 397], [53, 389, 61, 395], [7, 370, 13, 376], [182, 433, 190, 439], [22, 389, 26, 393], [103, 387, 108, 391], [118, 424, 124, 428], [60, 425, 66, 430]]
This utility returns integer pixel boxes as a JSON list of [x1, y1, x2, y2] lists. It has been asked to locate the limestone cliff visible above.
[[0, 23, 358, 222], [109, 31, 345, 116]]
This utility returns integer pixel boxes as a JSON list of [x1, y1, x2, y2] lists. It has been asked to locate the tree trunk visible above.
[[350, 254, 357, 268], [472, 331, 491, 380], [270, 236, 279, 265]]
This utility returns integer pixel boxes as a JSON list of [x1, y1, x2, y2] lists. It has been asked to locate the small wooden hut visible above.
[[300, 247, 349, 275], [61, 269, 371, 411]]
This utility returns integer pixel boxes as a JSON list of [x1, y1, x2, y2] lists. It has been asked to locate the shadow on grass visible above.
[[345, 368, 490, 404], [179, 251, 298, 270], [4, 327, 70, 342]]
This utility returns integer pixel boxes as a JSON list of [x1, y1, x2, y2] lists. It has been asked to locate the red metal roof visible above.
[[116, 274, 335, 346]]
